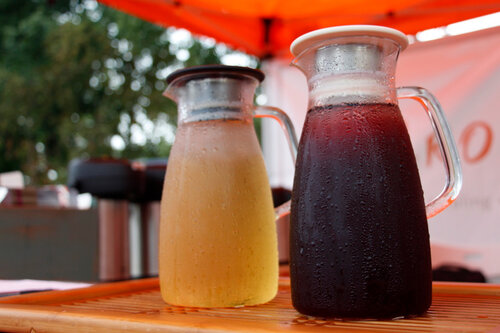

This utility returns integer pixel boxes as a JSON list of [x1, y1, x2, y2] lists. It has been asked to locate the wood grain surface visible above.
[[0, 277, 499, 332]]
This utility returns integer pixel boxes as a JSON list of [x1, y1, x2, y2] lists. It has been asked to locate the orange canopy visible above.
[[98, 0, 500, 58]]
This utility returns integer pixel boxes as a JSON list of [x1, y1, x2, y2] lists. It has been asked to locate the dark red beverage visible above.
[[290, 103, 432, 318]]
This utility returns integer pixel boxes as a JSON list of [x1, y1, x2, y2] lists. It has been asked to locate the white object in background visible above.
[[0, 171, 24, 189], [0, 279, 91, 296], [397, 26, 500, 280], [261, 59, 307, 189]]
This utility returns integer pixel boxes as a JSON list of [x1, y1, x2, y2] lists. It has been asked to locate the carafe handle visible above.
[[253, 106, 298, 219], [397, 87, 463, 218]]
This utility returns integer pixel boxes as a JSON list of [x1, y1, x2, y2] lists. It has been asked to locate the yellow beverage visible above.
[[159, 118, 278, 307]]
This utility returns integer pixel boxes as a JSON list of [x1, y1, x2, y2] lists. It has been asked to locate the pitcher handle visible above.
[[397, 87, 463, 218], [253, 105, 298, 219]]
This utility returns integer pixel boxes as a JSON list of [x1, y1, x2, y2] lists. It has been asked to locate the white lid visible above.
[[291, 25, 409, 57]]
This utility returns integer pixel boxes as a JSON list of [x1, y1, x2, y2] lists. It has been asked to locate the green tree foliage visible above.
[[0, 0, 239, 185]]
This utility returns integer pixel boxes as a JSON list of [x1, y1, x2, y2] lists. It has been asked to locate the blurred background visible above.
[[1, 0, 499, 287], [0, 0, 259, 187], [0, 0, 264, 286]]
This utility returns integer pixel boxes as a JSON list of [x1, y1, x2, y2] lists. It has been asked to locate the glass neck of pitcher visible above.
[[166, 76, 258, 125], [293, 36, 401, 107]]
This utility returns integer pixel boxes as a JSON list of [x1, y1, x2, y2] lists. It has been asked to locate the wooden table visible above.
[[0, 277, 499, 332]]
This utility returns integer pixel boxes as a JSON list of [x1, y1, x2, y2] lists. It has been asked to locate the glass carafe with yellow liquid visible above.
[[159, 65, 297, 308]]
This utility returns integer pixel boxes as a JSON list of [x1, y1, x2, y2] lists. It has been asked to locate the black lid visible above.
[[67, 158, 134, 200], [166, 65, 265, 84]]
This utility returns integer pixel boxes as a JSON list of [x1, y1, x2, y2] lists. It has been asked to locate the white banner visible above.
[[398, 26, 500, 280]]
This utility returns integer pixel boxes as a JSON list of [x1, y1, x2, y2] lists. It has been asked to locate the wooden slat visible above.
[[0, 278, 158, 305], [433, 281, 500, 297], [0, 278, 500, 332]]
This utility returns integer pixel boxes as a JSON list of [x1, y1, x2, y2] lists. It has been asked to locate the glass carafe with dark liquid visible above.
[[159, 65, 297, 308], [289, 26, 462, 319]]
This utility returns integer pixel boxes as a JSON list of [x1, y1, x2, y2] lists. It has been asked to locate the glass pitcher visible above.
[[159, 65, 297, 308], [289, 26, 462, 318]]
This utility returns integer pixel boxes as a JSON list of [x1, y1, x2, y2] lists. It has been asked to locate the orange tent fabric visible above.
[[98, 0, 500, 58]]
